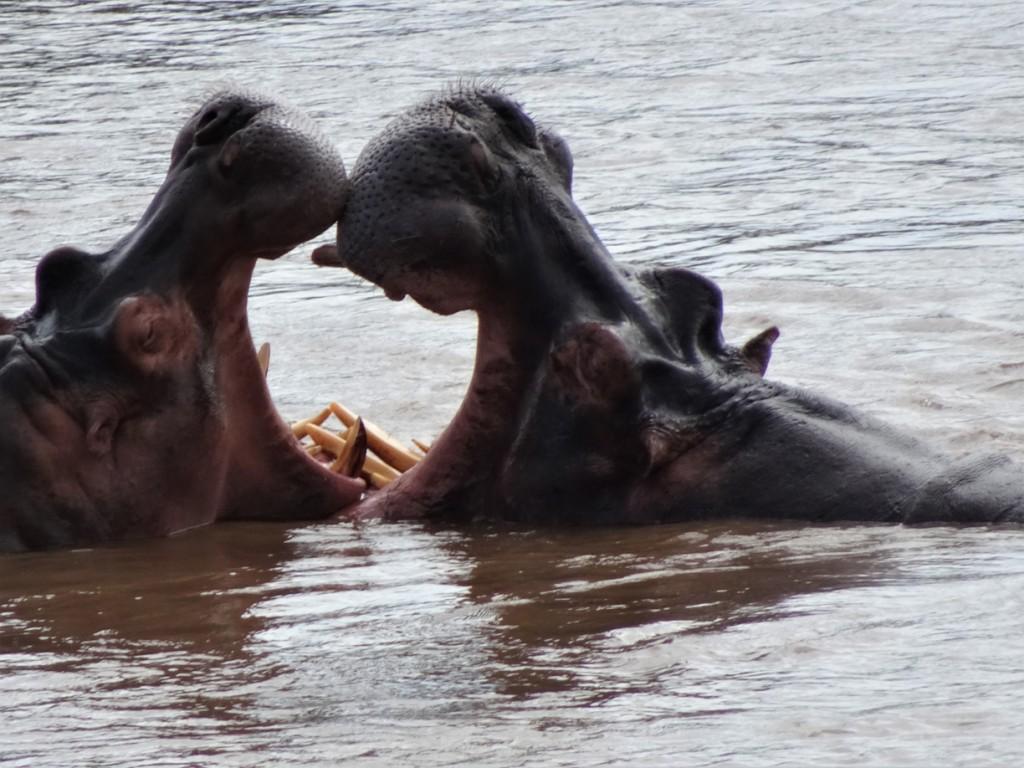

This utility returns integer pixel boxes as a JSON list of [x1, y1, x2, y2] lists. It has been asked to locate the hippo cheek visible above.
[[0, 391, 201, 547], [109, 403, 227, 530], [500, 395, 651, 523], [495, 324, 656, 520], [0, 405, 99, 548], [549, 323, 639, 406], [624, 435, 730, 522]]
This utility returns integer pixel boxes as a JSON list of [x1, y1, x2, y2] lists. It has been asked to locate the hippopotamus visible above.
[[0, 91, 363, 551], [319, 84, 1024, 525]]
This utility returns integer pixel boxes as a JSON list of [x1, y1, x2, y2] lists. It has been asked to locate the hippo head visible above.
[[0, 91, 363, 550], [318, 85, 789, 524]]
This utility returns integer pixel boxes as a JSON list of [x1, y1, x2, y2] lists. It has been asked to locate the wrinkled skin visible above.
[[0, 91, 363, 551], [324, 85, 1024, 525]]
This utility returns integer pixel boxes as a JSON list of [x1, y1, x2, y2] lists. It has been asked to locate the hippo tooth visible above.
[[256, 342, 271, 377], [328, 401, 421, 471], [291, 406, 331, 438], [311, 243, 345, 267], [304, 420, 402, 482], [304, 422, 348, 455], [331, 417, 368, 478]]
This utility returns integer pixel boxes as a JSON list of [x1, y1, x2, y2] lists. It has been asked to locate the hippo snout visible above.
[[162, 90, 350, 259]]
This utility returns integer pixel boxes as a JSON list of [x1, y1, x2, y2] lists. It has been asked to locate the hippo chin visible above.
[[321, 84, 1024, 526], [0, 91, 363, 551]]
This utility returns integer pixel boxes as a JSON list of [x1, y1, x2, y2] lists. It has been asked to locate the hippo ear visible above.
[[33, 246, 105, 318], [740, 326, 779, 377], [637, 267, 726, 361], [112, 295, 199, 377], [550, 323, 639, 407]]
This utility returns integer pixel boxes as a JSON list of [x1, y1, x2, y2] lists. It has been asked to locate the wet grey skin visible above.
[[0, 91, 364, 552], [321, 84, 1024, 525]]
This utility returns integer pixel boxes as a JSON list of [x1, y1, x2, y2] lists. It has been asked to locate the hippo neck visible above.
[[78, 172, 255, 325], [499, 187, 672, 353]]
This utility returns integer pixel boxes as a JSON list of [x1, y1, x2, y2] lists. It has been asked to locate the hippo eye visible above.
[[197, 108, 218, 131], [481, 93, 539, 148]]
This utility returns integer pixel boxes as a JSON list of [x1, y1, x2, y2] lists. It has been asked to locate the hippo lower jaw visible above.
[[208, 258, 367, 524], [342, 309, 533, 521]]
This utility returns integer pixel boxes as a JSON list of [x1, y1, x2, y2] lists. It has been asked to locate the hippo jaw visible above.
[[0, 91, 363, 551]]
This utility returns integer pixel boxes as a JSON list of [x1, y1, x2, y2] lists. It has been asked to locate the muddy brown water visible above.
[[2, 1, 1024, 765]]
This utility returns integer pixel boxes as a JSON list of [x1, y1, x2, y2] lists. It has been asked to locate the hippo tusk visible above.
[[330, 417, 368, 478], [328, 401, 421, 471], [257, 342, 271, 377], [303, 420, 402, 483], [412, 438, 432, 454], [293, 402, 423, 487]]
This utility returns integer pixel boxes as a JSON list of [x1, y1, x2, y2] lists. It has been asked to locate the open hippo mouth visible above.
[[320, 85, 1024, 526], [0, 91, 363, 551]]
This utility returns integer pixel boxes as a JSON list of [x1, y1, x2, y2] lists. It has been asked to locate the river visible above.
[[1, 1, 1023, 765]]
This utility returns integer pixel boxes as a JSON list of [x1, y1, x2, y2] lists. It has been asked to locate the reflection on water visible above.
[[5, 522, 1024, 765], [0, 524, 292, 655], [0, 525, 293, 764], [3, 0, 1024, 765]]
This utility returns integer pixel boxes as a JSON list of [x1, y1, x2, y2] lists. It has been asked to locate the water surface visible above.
[[2, 1, 1024, 765]]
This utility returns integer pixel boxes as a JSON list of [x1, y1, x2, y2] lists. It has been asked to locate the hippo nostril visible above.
[[197, 108, 218, 130], [194, 103, 256, 147], [194, 108, 229, 145]]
